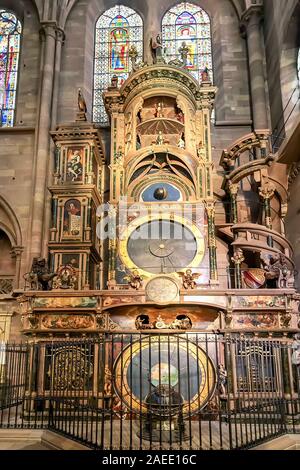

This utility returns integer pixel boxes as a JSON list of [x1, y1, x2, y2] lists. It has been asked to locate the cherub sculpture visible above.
[[124, 270, 143, 290], [177, 269, 201, 289]]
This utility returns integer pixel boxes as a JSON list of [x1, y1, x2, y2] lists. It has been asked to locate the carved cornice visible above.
[[103, 65, 217, 115], [50, 124, 105, 163]]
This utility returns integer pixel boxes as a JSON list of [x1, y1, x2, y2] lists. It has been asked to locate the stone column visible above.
[[241, 7, 268, 130], [228, 182, 239, 225], [11, 246, 23, 289], [30, 22, 57, 259], [107, 205, 117, 288], [42, 28, 65, 258], [231, 248, 245, 289], [259, 184, 275, 246], [205, 201, 218, 283]]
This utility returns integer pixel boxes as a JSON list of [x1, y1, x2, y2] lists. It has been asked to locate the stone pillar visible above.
[[228, 182, 239, 225], [11, 246, 23, 289], [205, 201, 218, 283], [231, 248, 245, 289], [107, 205, 117, 288], [241, 7, 268, 130], [30, 22, 57, 259], [259, 184, 275, 246], [42, 28, 65, 258]]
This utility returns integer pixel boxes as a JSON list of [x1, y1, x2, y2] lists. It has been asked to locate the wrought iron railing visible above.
[[0, 334, 299, 449]]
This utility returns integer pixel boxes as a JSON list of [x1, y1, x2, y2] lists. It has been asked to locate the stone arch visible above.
[[0, 195, 22, 247], [0, 195, 23, 291]]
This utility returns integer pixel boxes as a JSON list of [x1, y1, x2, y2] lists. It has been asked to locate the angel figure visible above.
[[177, 269, 201, 289], [124, 269, 143, 290]]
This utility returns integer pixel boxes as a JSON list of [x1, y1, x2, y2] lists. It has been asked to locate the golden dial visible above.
[[119, 214, 205, 278]]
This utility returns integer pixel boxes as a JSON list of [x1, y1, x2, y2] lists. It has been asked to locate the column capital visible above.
[[11, 246, 24, 258], [259, 183, 275, 200], [204, 200, 215, 218], [39, 21, 58, 39], [240, 4, 263, 36], [56, 27, 66, 44], [231, 249, 245, 265], [228, 181, 239, 197]]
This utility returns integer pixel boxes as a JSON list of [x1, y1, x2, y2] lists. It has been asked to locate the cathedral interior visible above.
[[0, 0, 300, 451]]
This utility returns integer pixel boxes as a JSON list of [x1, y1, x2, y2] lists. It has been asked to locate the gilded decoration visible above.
[[41, 314, 94, 330], [33, 297, 97, 309], [233, 314, 278, 329]]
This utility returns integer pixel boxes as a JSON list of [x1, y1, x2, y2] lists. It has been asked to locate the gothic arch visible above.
[[0, 195, 23, 247]]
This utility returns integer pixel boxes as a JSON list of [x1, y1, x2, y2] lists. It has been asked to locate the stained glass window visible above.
[[162, 2, 213, 83], [93, 5, 143, 124], [0, 10, 21, 127]]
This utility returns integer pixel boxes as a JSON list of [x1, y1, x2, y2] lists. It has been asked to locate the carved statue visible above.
[[128, 44, 146, 72], [177, 269, 201, 289], [78, 88, 87, 113], [170, 315, 192, 330], [24, 258, 56, 291], [124, 270, 143, 290], [156, 131, 164, 145], [103, 367, 113, 395], [218, 364, 227, 396], [197, 143, 206, 160], [291, 333, 300, 366], [261, 253, 292, 288], [135, 314, 152, 330], [110, 74, 118, 88], [155, 102, 163, 118], [150, 34, 165, 64], [201, 67, 210, 83], [177, 134, 185, 149]]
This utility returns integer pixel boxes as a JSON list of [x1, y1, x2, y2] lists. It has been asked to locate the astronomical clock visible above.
[[103, 63, 217, 302]]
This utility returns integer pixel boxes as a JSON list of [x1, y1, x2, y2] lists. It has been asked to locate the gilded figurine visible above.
[[124, 269, 143, 290], [155, 102, 163, 118], [177, 269, 201, 289], [156, 131, 164, 145]]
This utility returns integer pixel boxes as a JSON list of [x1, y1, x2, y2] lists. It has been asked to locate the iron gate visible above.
[[0, 333, 299, 449]]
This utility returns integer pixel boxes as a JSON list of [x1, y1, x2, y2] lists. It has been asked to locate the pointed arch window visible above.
[[93, 5, 143, 124], [0, 10, 22, 127], [162, 2, 213, 83]]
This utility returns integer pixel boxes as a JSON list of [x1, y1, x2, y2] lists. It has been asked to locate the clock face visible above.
[[113, 335, 216, 415], [146, 276, 179, 303], [120, 217, 205, 277]]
